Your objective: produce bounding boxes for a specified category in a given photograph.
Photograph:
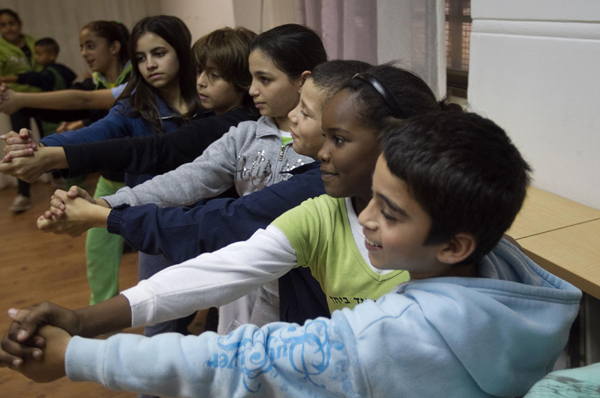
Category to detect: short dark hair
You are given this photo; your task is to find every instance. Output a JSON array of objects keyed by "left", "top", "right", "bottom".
[
  {"left": 382, "top": 112, "right": 532, "bottom": 264},
  {"left": 81, "top": 20, "right": 130, "bottom": 64},
  {"left": 310, "top": 60, "right": 372, "bottom": 106},
  {"left": 341, "top": 63, "right": 455, "bottom": 135},
  {"left": 250, "top": 24, "right": 327, "bottom": 80},
  {"left": 35, "top": 37, "right": 59, "bottom": 55},
  {"left": 193, "top": 27, "right": 256, "bottom": 93},
  {"left": 193, "top": 26, "right": 257, "bottom": 115},
  {"left": 0, "top": 9, "right": 21, "bottom": 24}
]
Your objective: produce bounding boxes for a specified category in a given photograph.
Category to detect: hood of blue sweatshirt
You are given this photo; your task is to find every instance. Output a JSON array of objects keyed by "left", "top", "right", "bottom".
[{"left": 347, "top": 238, "right": 582, "bottom": 397}]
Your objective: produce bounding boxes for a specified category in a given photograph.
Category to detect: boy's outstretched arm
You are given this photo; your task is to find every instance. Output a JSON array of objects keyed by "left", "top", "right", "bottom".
[
  {"left": 0, "top": 296, "right": 132, "bottom": 368},
  {"left": 2, "top": 228, "right": 297, "bottom": 367},
  {"left": 64, "top": 312, "right": 368, "bottom": 397}
]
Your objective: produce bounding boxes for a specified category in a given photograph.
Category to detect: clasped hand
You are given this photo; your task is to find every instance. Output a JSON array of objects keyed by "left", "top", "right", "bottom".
[
  {"left": 0, "top": 83, "right": 21, "bottom": 115},
  {"left": 0, "top": 128, "right": 44, "bottom": 183},
  {"left": 37, "top": 187, "right": 99, "bottom": 237},
  {"left": 0, "top": 305, "right": 75, "bottom": 383}
]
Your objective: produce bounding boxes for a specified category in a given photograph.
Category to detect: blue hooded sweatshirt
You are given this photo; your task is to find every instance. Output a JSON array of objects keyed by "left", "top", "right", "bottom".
[{"left": 65, "top": 239, "right": 581, "bottom": 397}]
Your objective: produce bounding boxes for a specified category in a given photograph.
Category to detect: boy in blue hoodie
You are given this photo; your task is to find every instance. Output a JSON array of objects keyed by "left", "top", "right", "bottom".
[{"left": 1, "top": 112, "right": 581, "bottom": 397}]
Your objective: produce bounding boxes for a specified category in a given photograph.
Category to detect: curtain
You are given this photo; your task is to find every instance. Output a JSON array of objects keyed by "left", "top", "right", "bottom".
[
  {"left": 377, "top": 0, "right": 446, "bottom": 98},
  {"left": 293, "top": 0, "right": 446, "bottom": 98},
  {"left": 295, "top": 0, "right": 378, "bottom": 64}
]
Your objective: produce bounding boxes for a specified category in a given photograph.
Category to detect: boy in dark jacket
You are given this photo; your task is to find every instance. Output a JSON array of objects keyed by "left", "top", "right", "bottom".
[{"left": 1, "top": 37, "right": 76, "bottom": 93}]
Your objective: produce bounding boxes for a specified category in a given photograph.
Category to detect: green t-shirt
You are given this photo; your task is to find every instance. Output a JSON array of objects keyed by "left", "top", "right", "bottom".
[
  {"left": 0, "top": 33, "right": 41, "bottom": 93},
  {"left": 273, "top": 194, "right": 410, "bottom": 313}
]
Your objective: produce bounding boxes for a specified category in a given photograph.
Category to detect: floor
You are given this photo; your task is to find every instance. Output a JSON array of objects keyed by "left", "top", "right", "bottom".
[{"left": 0, "top": 177, "right": 139, "bottom": 397}]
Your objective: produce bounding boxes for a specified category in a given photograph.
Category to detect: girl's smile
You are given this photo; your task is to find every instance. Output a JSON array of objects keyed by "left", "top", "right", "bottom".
[{"left": 318, "top": 89, "right": 380, "bottom": 210}]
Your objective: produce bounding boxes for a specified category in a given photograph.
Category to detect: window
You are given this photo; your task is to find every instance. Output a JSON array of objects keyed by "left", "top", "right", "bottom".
[{"left": 445, "top": 0, "right": 472, "bottom": 97}]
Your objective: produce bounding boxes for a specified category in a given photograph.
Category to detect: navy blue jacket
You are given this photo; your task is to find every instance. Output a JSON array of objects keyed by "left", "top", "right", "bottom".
[
  {"left": 107, "top": 162, "right": 330, "bottom": 324},
  {"left": 16, "top": 63, "right": 76, "bottom": 92},
  {"left": 41, "top": 96, "right": 196, "bottom": 187}
]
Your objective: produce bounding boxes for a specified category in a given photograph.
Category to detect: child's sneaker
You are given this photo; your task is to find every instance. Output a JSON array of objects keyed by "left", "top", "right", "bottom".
[{"left": 9, "top": 195, "right": 32, "bottom": 213}]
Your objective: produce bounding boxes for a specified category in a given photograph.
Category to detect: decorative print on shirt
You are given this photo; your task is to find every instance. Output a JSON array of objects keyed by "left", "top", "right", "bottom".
[{"left": 206, "top": 319, "right": 346, "bottom": 394}]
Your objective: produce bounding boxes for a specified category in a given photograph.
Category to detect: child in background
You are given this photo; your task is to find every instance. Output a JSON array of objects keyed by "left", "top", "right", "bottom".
[
  {"left": 0, "top": 8, "right": 40, "bottom": 212},
  {"left": 0, "top": 20, "right": 131, "bottom": 130},
  {"left": 2, "top": 112, "right": 581, "bottom": 397},
  {"left": 0, "top": 38, "right": 76, "bottom": 93},
  {"left": 1, "top": 16, "right": 198, "bottom": 310},
  {"left": 0, "top": 37, "right": 76, "bottom": 187}
]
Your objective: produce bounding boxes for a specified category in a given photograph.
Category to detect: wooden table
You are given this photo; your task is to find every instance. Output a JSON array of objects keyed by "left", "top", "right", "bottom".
[
  {"left": 508, "top": 187, "right": 600, "bottom": 239},
  {"left": 509, "top": 187, "right": 600, "bottom": 300},
  {"left": 519, "top": 220, "right": 600, "bottom": 300}
]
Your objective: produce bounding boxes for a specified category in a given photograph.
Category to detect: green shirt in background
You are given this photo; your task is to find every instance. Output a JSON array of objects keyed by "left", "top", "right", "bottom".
[{"left": 0, "top": 33, "right": 41, "bottom": 93}]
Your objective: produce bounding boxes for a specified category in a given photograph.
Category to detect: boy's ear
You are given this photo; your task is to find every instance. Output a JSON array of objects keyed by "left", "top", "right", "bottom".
[
  {"left": 300, "top": 71, "right": 312, "bottom": 86},
  {"left": 436, "top": 233, "right": 476, "bottom": 265},
  {"left": 110, "top": 41, "right": 121, "bottom": 56},
  {"left": 296, "top": 70, "right": 311, "bottom": 91}
]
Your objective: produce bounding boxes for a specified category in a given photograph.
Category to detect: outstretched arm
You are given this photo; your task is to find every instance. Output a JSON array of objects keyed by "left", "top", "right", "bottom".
[
  {"left": 0, "top": 295, "right": 132, "bottom": 369},
  {"left": 101, "top": 125, "right": 242, "bottom": 208},
  {"left": 1, "top": 109, "right": 250, "bottom": 181},
  {"left": 107, "top": 164, "right": 324, "bottom": 263},
  {"left": 0, "top": 84, "right": 116, "bottom": 115},
  {"left": 37, "top": 188, "right": 111, "bottom": 237},
  {"left": 1, "top": 226, "right": 297, "bottom": 370},
  {"left": 0, "top": 145, "right": 68, "bottom": 183},
  {"left": 63, "top": 312, "right": 366, "bottom": 397},
  {"left": 61, "top": 110, "right": 246, "bottom": 177}
]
